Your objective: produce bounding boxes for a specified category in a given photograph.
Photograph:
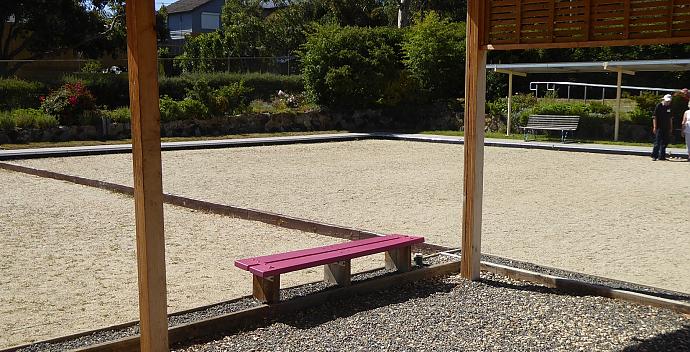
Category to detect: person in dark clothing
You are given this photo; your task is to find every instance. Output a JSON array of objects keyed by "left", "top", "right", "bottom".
[{"left": 652, "top": 94, "right": 674, "bottom": 161}]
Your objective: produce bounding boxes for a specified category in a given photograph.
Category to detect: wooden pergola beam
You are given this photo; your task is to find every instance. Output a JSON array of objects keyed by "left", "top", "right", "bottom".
[{"left": 125, "top": 0, "right": 169, "bottom": 351}]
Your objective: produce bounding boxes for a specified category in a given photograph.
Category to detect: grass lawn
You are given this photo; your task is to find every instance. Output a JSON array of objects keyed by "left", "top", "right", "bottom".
[{"left": 421, "top": 130, "right": 687, "bottom": 149}]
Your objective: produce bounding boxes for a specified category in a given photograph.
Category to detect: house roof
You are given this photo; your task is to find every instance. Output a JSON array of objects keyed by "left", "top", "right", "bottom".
[
  {"left": 167, "top": 0, "right": 213, "bottom": 14},
  {"left": 167, "top": 0, "right": 286, "bottom": 14}
]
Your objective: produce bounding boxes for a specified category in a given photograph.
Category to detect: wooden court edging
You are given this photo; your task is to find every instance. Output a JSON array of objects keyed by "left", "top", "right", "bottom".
[
  {"left": 481, "top": 262, "right": 690, "bottom": 315},
  {"left": 68, "top": 261, "right": 462, "bottom": 352}
]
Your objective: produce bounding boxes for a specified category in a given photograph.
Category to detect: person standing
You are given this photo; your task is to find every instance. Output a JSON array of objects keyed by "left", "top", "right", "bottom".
[
  {"left": 652, "top": 94, "right": 673, "bottom": 161},
  {"left": 682, "top": 102, "right": 690, "bottom": 161}
]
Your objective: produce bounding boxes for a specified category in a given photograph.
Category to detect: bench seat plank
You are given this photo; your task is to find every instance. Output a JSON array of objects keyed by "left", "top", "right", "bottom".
[
  {"left": 235, "top": 235, "right": 405, "bottom": 270},
  {"left": 236, "top": 234, "right": 423, "bottom": 278}
]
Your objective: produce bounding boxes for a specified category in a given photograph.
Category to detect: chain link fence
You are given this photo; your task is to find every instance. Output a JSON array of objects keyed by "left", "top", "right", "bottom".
[{"left": 1, "top": 56, "right": 299, "bottom": 80}]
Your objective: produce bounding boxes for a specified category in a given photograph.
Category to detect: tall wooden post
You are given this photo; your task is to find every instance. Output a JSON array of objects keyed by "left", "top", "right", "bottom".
[
  {"left": 506, "top": 72, "right": 513, "bottom": 135},
  {"left": 461, "top": 0, "right": 487, "bottom": 281},
  {"left": 615, "top": 69, "right": 622, "bottom": 141},
  {"left": 125, "top": 0, "right": 169, "bottom": 351}
]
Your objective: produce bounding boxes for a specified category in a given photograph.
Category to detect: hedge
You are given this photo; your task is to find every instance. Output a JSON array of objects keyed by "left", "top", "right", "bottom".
[
  {"left": 0, "top": 79, "right": 46, "bottom": 110},
  {"left": 300, "top": 25, "right": 407, "bottom": 109},
  {"left": 62, "top": 72, "right": 303, "bottom": 108}
]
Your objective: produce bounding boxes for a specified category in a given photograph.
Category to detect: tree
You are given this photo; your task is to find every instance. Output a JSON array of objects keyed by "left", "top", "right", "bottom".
[
  {"left": 403, "top": 12, "right": 466, "bottom": 99},
  {"left": 221, "top": 0, "right": 266, "bottom": 58},
  {"left": 0, "top": 0, "right": 127, "bottom": 76}
]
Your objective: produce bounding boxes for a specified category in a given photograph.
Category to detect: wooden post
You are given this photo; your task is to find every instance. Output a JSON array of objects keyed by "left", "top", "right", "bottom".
[
  {"left": 125, "top": 1, "right": 169, "bottom": 351},
  {"left": 507, "top": 72, "right": 513, "bottom": 135},
  {"left": 462, "top": 0, "right": 487, "bottom": 281},
  {"left": 385, "top": 246, "right": 413, "bottom": 272},
  {"left": 253, "top": 275, "right": 280, "bottom": 303},
  {"left": 615, "top": 69, "right": 622, "bottom": 141},
  {"left": 324, "top": 260, "right": 352, "bottom": 286}
]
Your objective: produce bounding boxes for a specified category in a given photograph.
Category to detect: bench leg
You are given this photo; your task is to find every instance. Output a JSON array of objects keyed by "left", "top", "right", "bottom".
[
  {"left": 324, "top": 260, "right": 351, "bottom": 286},
  {"left": 253, "top": 275, "right": 280, "bottom": 304},
  {"left": 385, "top": 246, "right": 412, "bottom": 272}
]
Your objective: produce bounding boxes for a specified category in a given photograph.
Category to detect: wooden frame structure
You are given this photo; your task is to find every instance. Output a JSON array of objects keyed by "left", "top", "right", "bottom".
[
  {"left": 488, "top": 59, "right": 690, "bottom": 140},
  {"left": 461, "top": 0, "right": 690, "bottom": 280},
  {"left": 120, "top": 0, "right": 690, "bottom": 349}
]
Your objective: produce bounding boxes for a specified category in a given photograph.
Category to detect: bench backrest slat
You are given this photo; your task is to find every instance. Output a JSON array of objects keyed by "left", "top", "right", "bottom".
[
  {"left": 525, "top": 115, "right": 579, "bottom": 129},
  {"left": 235, "top": 234, "right": 424, "bottom": 277}
]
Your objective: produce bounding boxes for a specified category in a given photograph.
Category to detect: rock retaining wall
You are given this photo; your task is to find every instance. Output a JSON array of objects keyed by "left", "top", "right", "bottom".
[{"left": 0, "top": 106, "right": 463, "bottom": 144}]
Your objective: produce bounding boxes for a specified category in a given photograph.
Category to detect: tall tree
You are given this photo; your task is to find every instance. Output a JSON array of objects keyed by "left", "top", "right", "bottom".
[{"left": 0, "top": 0, "right": 127, "bottom": 76}]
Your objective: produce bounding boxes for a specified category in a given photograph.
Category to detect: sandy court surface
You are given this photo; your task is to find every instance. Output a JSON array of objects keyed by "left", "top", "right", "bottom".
[
  {"left": 0, "top": 171, "right": 382, "bottom": 348},
  {"left": 12, "top": 140, "right": 690, "bottom": 296}
]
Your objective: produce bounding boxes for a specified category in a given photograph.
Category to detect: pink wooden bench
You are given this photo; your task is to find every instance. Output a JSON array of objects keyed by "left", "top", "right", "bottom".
[{"left": 235, "top": 234, "right": 424, "bottom": 303}]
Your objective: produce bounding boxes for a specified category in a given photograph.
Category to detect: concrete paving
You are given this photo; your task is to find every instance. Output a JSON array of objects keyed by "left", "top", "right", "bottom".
[{"left": 0, "top": 132, "right": 687, "bottom": 160}]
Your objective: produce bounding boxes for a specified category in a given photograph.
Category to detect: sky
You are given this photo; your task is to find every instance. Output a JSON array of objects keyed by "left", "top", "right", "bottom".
[{"left": 155, "top": 1, "right": 175, "bottom": 10}]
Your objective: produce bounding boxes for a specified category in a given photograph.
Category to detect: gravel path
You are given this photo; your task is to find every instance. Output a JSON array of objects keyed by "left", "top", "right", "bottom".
[
  {"left": 13, "top": 140, "right": 690, "bottom": 294},
  {"left": 0, "top": 171, "right": 382, "bottom": 348},
  {"left": 174, "top": 272, "right": 690, "bottom": 352}
]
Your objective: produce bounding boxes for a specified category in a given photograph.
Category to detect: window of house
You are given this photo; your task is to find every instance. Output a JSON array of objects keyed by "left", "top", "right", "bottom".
[{"left": 201, "top": 12, "right": 220, "bottom": 30}]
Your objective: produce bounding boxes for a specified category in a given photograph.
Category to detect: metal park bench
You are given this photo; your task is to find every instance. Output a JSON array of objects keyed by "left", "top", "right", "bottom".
[
  {"left": 235, "top": 234, "right": 424, "bottom": 303},
  {"left": 521, "top": 115, "right": 580, "bottom": 143}
]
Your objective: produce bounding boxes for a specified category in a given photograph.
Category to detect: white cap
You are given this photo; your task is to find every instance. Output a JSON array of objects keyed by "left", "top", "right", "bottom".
[{"left": 663, "top": 94, "right": 672, "bottom": 102}]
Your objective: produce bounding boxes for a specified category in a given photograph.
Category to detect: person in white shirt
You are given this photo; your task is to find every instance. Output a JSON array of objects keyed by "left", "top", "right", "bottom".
[{"left": 682, "top": 101, "right": 690, "bottom": 161}]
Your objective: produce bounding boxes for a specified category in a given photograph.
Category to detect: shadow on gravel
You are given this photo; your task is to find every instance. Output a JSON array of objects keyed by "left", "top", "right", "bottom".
[
  {"left": 482, "top": 275, "right": 690, "bottom": 303},
  {"left": 622, "top": 325, "right": 690, "bottom": 352},
  {"left": 479, "top": 278, "right": 570, "bottom": 296},
  {"left": 278, "top": 280, "right": 456, "bottom": 329}
]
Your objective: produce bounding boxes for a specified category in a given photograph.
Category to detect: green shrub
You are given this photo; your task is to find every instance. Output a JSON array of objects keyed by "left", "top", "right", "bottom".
[
  {"left": 174, "top": 31, "right": 227, "bottom": 73},
  {"left": 159, "top": 72, "right": 302, "bottom": 102},
  {"left": 0, "top": 111, "right": 15, "bottom": 130},
  {"left": 630, "top": 91, "right": 660, "bottom": 115},
  {"left": 41, "top": 81, "right": 97, "bottom": 126},
  {"left": 0, "top": 79, "right": 45, "bottom": 110},
  {"left": 178, "top": 98, "right": 208, "bottom": 120},
  {"left": 159, "top": 96, "right": 208, "bottom": 122},
  {"left": 403, "top": 12, "right": 465, "bottom": 100},
  {"left": 214, "top": 81, "right": 253, "bottom": 115},
  {"left": 63, "top": 73, "right": 130, "bottom": 109},
  {"left": 103, "top": 107, "right": 131, "bottom": 123},
  {"left": 486, "top": 93, "right": 538, "bottom": 123},
  {"left": 628, "top": 107, "right": 650, "bottom": 125},
  {"left": 80, "top": 60, "right": 104, "bottom": 73},
  {"left": 0, "top": 109, "right": 58, "bottom": 129},
  {"left": 159, "top": 96, "right": 181, "bottom": 122},
  {"left": 300, "top": 24, "right": 405, "bottom": 109},
  {"left": 60, "top": 72, "right": 300, "bottom": 109},
  {"left": 516, "top": 100, "right": 615, "bottom": 139},
  {"left": 587, "top": 101, "right": 614, "bottom": 115}
]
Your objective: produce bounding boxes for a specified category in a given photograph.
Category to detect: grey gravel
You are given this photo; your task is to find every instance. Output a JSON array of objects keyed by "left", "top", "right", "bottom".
[
  {"left": 13, "top": 255, "right": 689, "bottom": 351},
  {"left": 479, "top": 253, "right": 690, "bottom": 303},
  {"left": 174, "top": 272, "right": 690, "bottom": 352}
]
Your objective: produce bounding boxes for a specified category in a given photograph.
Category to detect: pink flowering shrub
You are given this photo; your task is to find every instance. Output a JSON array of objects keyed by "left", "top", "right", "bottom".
[{"left": 40, "top": 81, "right": 96, "bottom": 125}]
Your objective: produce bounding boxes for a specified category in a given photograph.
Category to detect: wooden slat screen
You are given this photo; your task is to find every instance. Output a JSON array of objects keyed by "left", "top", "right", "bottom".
[{"left": 487, "top": 0, "right": 690, "bottom": 49}]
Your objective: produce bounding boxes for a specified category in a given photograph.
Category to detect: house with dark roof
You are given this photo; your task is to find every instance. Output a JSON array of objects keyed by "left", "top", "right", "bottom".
[{"left": 167, "top": 0, "right": 286, "bottom": 40}]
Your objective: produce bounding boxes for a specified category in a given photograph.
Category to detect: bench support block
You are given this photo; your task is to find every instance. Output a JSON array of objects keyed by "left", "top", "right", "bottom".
[
  {"left": 385, "top": 246, "right": 412, "bottom": 272},
  {"left": 324, "top": 260, "right": 351, "bottom": 286},
  {"left": 253, "top": 275, "right": 280, "bottom": 303}
]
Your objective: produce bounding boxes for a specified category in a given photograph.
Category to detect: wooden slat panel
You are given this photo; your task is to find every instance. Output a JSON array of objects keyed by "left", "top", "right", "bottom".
[{"left": 486, "top": 0, "right": 690, "bottom": 49}]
